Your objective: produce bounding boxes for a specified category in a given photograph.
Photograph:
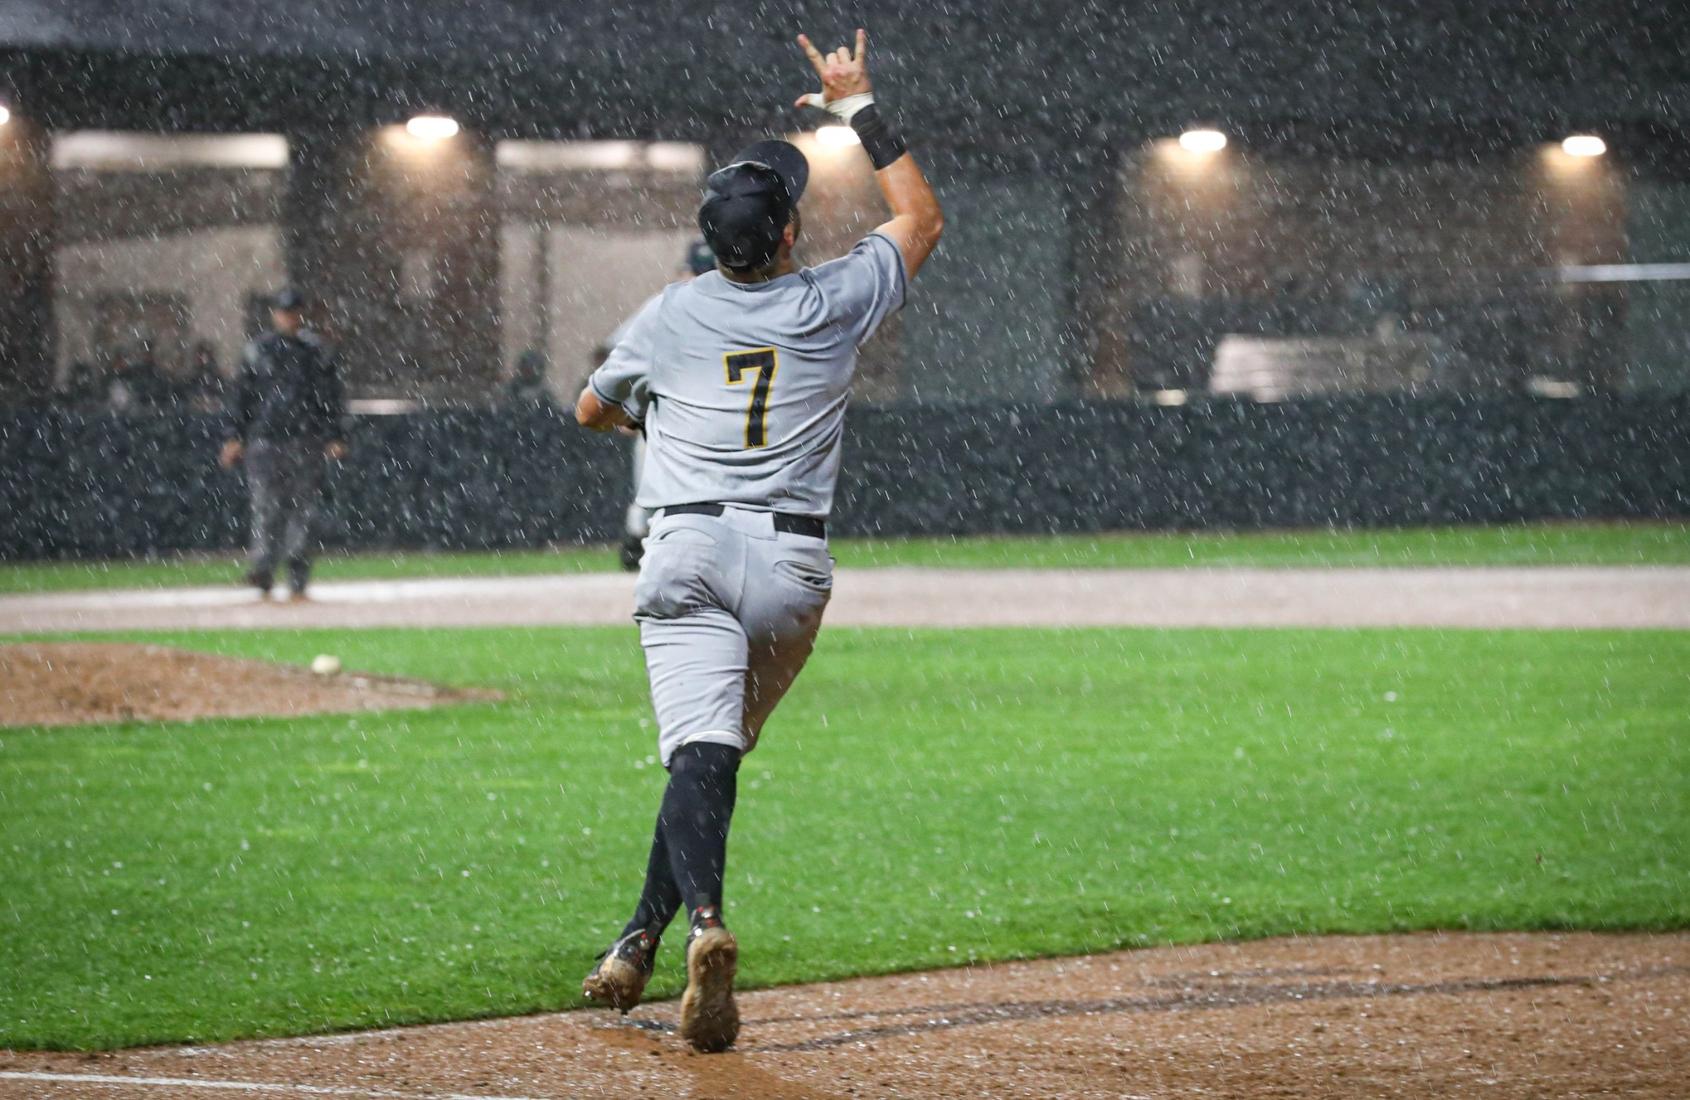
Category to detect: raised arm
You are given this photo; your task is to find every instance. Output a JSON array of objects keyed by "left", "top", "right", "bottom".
[{"left": 796, "top": 29, "right": 944, "bottom": 280}]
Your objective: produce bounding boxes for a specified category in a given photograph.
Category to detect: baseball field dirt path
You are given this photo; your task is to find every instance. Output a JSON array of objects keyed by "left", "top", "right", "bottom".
[
  {"left": 4, "top": 565, "right": 1690, "bottom": 633},
  {"left": 2, "top": 932, "right": 1685, "bottom": 1099}
]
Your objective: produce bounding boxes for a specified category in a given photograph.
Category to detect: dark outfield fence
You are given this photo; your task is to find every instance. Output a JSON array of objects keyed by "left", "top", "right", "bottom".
[{"left": 2, "top": 394, "right": 1687, "bottom": 561}]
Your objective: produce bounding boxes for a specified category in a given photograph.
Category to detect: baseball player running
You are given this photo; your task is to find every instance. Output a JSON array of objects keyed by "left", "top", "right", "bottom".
[{"left": 572, "top": 28, "right": 943, "bottom": 1052}]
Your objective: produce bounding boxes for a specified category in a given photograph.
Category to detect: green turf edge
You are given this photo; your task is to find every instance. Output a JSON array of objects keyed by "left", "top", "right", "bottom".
[{"left": 2, "top": 520, "right": 1686, "bottom": 594}]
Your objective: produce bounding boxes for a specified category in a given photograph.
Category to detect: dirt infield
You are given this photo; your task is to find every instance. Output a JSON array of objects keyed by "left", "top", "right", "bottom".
[
  {"left": 4, "top": 565, "right": 1690, "bottom": 633},
  {"left": 2, "top": 932, "right": 1684, "bottom": 1098},
  {"left": 0, "top": 643, "right": 496, "bottom": 727}
]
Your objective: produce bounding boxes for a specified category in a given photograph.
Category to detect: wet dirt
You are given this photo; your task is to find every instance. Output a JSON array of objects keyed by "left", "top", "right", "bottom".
[
  {"left": 0, "top": 642, "right": 497, "bottom": 727},
  {"left": 2, "top": 932, "right": 1684, "bottom": 1098}
]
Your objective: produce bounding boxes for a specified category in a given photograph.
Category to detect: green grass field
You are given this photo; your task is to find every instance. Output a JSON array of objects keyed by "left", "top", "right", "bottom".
[
  {"left": 1, "top": 520, "right": 1685, "bottom": 594},
  {"left": 3, "top": 624, "right": 1686, "bottom": 1049}
]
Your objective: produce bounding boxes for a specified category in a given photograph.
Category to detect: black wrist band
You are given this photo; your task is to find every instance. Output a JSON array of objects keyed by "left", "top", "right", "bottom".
[{"left": 850, "top": 103, "right": 907, "bottom": 170}]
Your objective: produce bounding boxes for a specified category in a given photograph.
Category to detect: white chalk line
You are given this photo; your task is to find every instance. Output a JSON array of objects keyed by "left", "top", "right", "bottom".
[
  {"left": 159, "top": 1008, "right": 542, "bottom": 1058},
  {"left": 0, "top": 1070, "right": 542, "bottom": 1100}
]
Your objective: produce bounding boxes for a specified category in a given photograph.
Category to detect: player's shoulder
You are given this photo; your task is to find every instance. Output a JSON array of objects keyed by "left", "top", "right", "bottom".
[
  {"left": 805, "top": 232, "right": 904, "bottom": 289},
  {"left": 669, "top": 273, "right": 719, "bottom": 304},
  {"left": 634, "top": 283, "right": 691, "bottom": 326},
  {"left": 801, "top": 233, "right": 907, "bottom": 323},
  {"left": 664, "top": 273, "right": 747, "bottom": 325},
  {"left": 657, "top": 279, "right": 695, "bottom": 307},
  {"left": 812, "top": 232, "right": 902, "bottom": 270}
]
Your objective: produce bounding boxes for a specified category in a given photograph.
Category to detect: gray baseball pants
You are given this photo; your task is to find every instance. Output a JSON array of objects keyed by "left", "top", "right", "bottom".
[
  {"left": 246, "top": 439, "right": 325, "bottom": 591},
  {"left": 634, "top": 506, "right": 833, "bottom": 766}
]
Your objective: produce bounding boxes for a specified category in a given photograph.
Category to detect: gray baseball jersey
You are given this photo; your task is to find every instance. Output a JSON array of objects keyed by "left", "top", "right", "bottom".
[
  {"left": 589, "top": 232, "right": 906, "bottom": 519},
  {"left": 605, "top": 298, "right": 658, "bottom": 544}
]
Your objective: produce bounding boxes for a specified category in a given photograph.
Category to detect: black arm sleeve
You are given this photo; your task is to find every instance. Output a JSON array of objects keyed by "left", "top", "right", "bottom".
[{"left": 850, "top": 104, "right": 908, "bottom": 171}]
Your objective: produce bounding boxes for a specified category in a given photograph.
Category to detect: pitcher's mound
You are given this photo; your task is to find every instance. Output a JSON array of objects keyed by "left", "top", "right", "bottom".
[{"left": 0, "top": 642, "right": 498, "bottom": 727}]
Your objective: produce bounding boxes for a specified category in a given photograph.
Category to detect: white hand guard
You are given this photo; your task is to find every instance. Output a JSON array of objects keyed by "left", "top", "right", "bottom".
[{"left": 797, "top": 92, "right": 874, "bottom": 124}]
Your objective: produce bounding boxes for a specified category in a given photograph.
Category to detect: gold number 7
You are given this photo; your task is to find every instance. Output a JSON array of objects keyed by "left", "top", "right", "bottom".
[{"left": 724, "top": 347, "right": 778, "bottom": 448}]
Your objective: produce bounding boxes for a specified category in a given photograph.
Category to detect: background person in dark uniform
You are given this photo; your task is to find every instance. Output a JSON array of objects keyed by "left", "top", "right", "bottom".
[
  {"left": 218, "top": 289, "right": 348, "bottom": 601},
  {"left": 182, "top": 340, "right": 226, "bottom": 412},
  {"left": 108, "top": 345, "right": 168, "bottom": 412},
  {"left": 502, "top": 348, "right": 553, "bottom": 406}
]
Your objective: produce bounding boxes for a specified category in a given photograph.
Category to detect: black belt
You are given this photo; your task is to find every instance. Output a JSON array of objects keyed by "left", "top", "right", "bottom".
[{"left": 661, "top": 503, "right": 826, "bottom": 539}]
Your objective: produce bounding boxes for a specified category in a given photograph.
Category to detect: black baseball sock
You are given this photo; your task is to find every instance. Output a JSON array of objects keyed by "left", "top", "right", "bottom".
[
  {"left": 620, "top": 740, "right": 741, "bottom": 939},
  {"left": 663, "top": 741, "right": 741, "bottom": 924},
  {"left": 620, "top": 816, "right": 682, "bottom": 939}
]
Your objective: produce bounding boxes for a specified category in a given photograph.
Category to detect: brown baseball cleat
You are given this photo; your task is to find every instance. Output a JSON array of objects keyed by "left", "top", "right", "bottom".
[
  {"left": 679, "top": 917, "right": 739, "bottom": 1053},
  {"left": 582, "top": 928, "right": 660, "bottom": 1013}
]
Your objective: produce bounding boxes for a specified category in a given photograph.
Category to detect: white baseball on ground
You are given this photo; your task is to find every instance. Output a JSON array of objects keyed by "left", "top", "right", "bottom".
[{"left": 310, "top": 654, "right": 342, "bottom": 677}]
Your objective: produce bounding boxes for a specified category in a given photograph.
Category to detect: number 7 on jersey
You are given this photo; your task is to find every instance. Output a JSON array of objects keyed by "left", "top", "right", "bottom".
[{"left": 724, "top": 347, "right": 778, "bottom": 448}]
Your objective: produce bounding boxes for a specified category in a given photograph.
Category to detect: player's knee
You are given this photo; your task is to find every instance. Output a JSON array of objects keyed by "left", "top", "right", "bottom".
[{"left": 669, "top": 741, "right": 742, "bottom": 783}]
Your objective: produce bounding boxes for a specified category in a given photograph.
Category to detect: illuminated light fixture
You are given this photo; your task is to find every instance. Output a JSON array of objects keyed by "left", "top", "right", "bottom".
[
  {"left": 1526, "top": 377, "right": 1581, "bottom": 399},
  {"left": 816, "top": 124, "right": 861, "bottom": 148},
  {"left": 0, "top": 105, "right": 10, "bottom": 127},
  {"left": 405, "top": 114, "right": 460, "bottom": 141},
  {"left": 1178, "top": 129, "right": 1227, "bottom": 154},
  {"left": 1560, "top": 134, "right": 1606, "bottom": 158},
  {"left": 1152, "top": 388, "right": 1189, "bottom": 407}
]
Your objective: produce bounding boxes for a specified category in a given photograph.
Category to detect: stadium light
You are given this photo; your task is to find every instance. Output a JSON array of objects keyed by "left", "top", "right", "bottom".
[
  {"left": 405, "top": 114, "right": 460, "bottom": 141},
  {"left": 1561, "top": 134, "right": 1606, "bottom": 158},
  {"left": 0, "top": 105, "right": 11, "bottom": 128},
  {"left": 815, "top": 125, "right": 861, "bottom": 148},
  {"left": 1178, "top": 129, "right": 1227, "bottom": 154}
]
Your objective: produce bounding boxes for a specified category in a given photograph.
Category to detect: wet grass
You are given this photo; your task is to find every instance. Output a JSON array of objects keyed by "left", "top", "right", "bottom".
[
  {"left": 846, "top": 519, "right": 1690, "bottom": 570},
  {"left": 1, "top": 520, "right": 1686, "bottom": 594},
  {"left": 2, "top": 625, "right": 1686, "bottom": 1048},
  {"left": 0, "top": 545, "right": 620, "bottom": 594}
]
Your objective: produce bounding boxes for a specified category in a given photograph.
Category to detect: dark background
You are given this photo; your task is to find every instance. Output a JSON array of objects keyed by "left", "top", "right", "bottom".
[
  {"left": 7, "top": 2, "right": 1689, "bottom": 142},
  {"left": 4, "top": 395, "right": 1684, "bottom": 559},
  {"left": 2, "top": 2, "right": 1688, "bottom": 558}
]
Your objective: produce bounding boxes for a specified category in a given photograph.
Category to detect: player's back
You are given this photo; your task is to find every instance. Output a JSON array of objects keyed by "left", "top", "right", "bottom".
[{"left": 598, "top": 232, "right": 904, "bottom": 520}]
